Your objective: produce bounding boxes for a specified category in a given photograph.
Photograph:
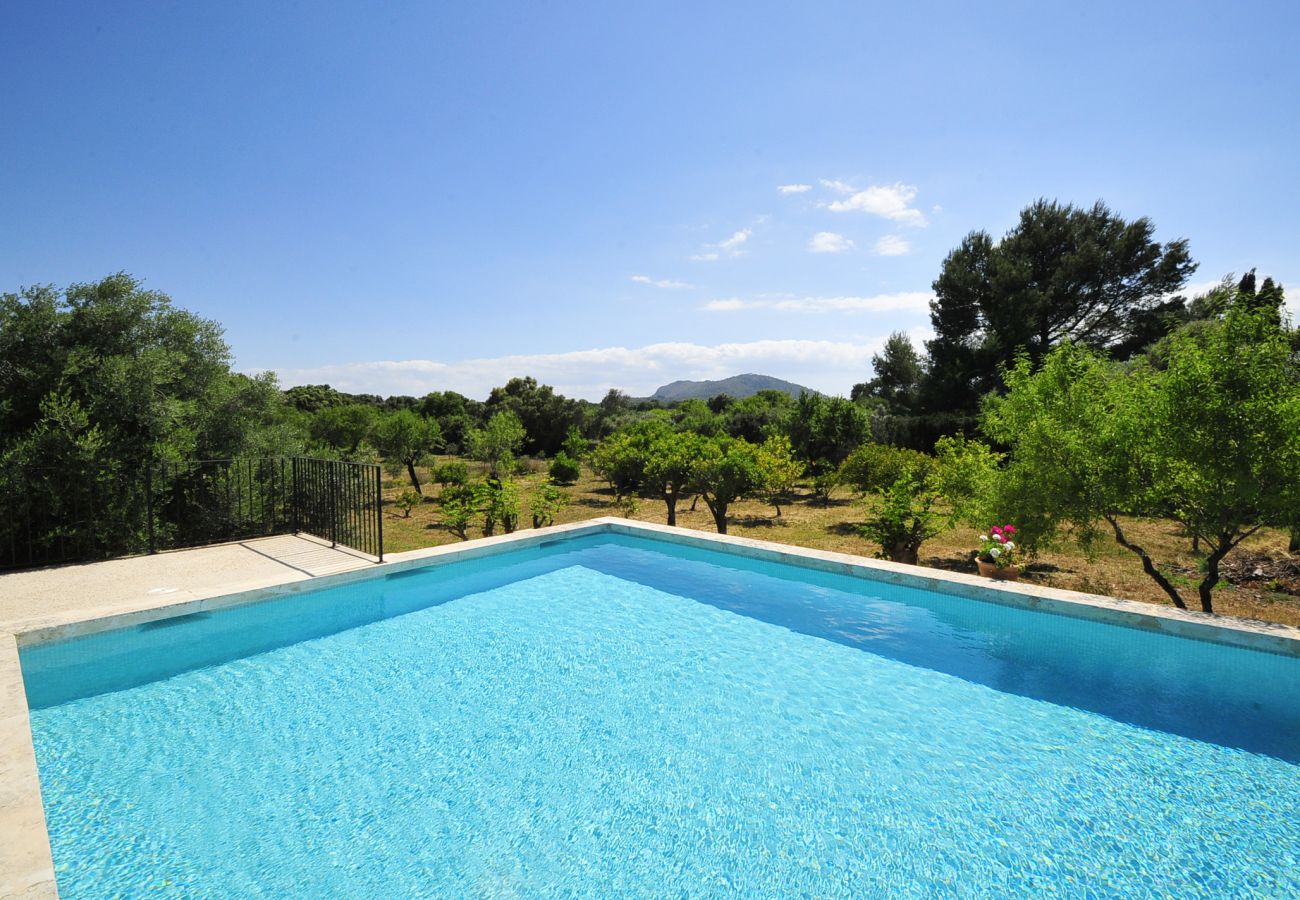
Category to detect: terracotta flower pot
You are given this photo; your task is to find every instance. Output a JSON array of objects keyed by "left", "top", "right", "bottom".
[{"left": 977, "top": 558, "right": 1021, "bottom": 581}]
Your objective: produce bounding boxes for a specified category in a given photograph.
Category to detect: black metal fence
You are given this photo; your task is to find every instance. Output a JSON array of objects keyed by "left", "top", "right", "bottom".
[{"left": 0, "top": 457, "right": 383, "bottom": 572}]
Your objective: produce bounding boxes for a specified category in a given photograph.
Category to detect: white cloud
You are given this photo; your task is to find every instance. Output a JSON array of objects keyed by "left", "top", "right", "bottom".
[
  {"left": 777, "top": 184, "right": 812, "bottom": 194},
  {"left": 630, "top": 274, "right": 695, "bottom": 290},
  {"left": 266, "top": 337, "right": 917, "bottom": 400},
  {"left": 1176, "top": 277, "right": 1230, "bottom": 298},
  {"left": 824, "top": 182, "right": 927, "bottom": 226},
  {"left": 819, "top": 179, "right": 857, "bottom": 194},
  {"left": 693, "top": 228, "right": 752, "bottom": 261},
  {"left": 808, "top": 231, "right": 854, "bottom": 254},
  {"left": 702, "top": 291, "right": 933, "bottom": 315},
  {"left": 700, "top": 298, "right": 746, "bottom": 311},
  {"left": 872, "top": 235, "right": 911, "bottom": 256},
  {"left": 718, "top": 229, "right": 751, "bottom": 252}
]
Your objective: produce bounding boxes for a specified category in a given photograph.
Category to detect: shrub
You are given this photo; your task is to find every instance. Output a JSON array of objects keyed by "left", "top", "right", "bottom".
[
  {"left": 839, "top": 443, "right": 931, "bottom": 495},
  {"left": 480, "top": 479, "right": 520, "bottom": 535},
  {"left": 560, "top": 426, "right": 589, "bottom": 461},
  {"left": 548, "top": 452, "right": 581, "bottom": 485},
  {"left": 393, "top": 489, "right": 421, "bottom": 518},
  {"left": 431, "top": 460, "right": 469, "bottom": 487},
  {"left": 530, "top": 482, "right": 569, "bottom": 528},
  {"left": 859, "top": 471, "right": 943, "bottom": 565},
  {"left": 438, "top": 483, "right": 477, "bottom": 540},
  {"left": 811, "top": 468, "right": 841, "bottom": 506}
]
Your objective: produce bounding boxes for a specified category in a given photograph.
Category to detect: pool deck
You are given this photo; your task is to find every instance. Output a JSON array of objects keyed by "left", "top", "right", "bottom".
[{"left": 3, "top": 518, "right": 1300, "bottom": 898}]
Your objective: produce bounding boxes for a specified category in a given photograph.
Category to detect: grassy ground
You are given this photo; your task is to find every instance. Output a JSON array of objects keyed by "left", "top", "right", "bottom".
[{"left": 380, "top": 456, "right": 1300, "bottom": 628}]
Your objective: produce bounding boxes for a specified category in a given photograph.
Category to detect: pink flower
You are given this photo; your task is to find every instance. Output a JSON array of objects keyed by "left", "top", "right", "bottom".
[
  {"left": 991, "top": 526, "right": 1003, "bottom": 535},
  {"left": 1004, "top": 525, "right": 1017, "bottom": 535}
]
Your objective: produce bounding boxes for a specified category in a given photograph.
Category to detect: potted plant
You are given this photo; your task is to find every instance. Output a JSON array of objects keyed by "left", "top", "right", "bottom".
[{"left": 976, "top": 525, "right": 1022, "bottom": 580}]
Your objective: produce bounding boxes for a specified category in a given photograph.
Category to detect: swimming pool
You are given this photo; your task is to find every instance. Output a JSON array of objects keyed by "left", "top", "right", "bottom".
[{"left": 19, "top": 526, "right": 1300, "bottom": 896}]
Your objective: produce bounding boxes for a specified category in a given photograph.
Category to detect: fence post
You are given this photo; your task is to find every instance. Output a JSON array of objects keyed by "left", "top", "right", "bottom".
[
  {"left": 375, "top": 464, "right": 384, "bottom": 562},
  {"left": 329, "top": 463, "right": 338, "bottom": 548},
  {"left": 146, "top": 464, "right": 156, "bottom": 554},
  {"left": 291, "top": 457, "right": 300, "bottom": 534}
]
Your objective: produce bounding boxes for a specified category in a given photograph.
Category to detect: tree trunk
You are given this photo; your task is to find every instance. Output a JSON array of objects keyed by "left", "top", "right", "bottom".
[
  {"left": 406, "top": 460, "right": 423, "bottom": 495},
  {"left": 1104, "top": 514, "right": 1187, "bottom": 609},
  {"left": 702, "top": 494, "right": 728, "bottom": 534},
  {"left": 665, "top": 493, "right": 677, "bottom": 527},
  {"left": 888, "top": 538, "right": 919, "bottom": 565},
  {"left": 1198, "top": 538, "right": 1233, "bottom": 614}
]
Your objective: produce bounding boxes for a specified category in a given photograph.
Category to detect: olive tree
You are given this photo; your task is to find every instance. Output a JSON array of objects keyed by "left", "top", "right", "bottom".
[
  {"left": 754, "top": 435, "right": 803, "bottom": 517},
  {"left": 466, "top": 410, "right": 526, "bottom": 479},
  {"left": 642, "top": 429, "right": 706, "bottom": 526},
  {"left": 309, "top": 404, "right": 378, "bottom": 454},
  {"left": 372, "top": 410, "right": 443, "bottom": 494},
  {"left": 689, "top": 435, "right": 766, "bottom": 534}
]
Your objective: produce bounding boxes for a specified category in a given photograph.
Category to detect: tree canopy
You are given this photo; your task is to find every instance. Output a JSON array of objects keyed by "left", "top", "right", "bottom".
[
  {"left": 0, "top": 273, "right": 293, "bottom": 470},
  {"left": 924, "top": 199, "right": 1197, "bottom": 414},
  {"left": 982, "top": 302, "right": 1300, "bottom": 613},
  {"left": 484, "top": 376, "right": 582, "bottom": 456}
]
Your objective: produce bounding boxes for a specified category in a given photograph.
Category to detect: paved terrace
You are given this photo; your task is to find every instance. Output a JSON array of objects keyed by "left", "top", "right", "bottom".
[{"left": 0, "top": 534, "right": 378, "bottom": 636}]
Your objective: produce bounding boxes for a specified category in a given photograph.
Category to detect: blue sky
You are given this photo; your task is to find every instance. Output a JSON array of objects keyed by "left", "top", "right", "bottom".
[{"left": 3, "top": 1, "right": 1297, "bottom": 399}]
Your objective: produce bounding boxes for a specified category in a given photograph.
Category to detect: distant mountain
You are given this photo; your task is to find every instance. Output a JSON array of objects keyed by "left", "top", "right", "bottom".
[{"left": 647, "top": 373, "right": 818, "bottom": 403}]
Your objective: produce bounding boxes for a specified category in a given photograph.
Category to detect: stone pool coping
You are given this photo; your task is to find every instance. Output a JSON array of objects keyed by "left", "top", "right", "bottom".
[{"left": 3, "top": 517, "right": 1299, "bottom": 896}]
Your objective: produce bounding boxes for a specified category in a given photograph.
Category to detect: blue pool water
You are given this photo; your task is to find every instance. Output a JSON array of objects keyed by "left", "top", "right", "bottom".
[{"left": 21, "top": 534, "right": 1300, "bottom": 897}]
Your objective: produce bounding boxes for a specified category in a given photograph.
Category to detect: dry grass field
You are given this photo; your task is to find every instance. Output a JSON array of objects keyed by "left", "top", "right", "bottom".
[{"left": 381, "top": 456, "right": 1300, "bottom": 628}]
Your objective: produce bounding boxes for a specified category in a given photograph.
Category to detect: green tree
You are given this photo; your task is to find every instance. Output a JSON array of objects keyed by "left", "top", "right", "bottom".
[
  {"left": 928, "top": 434, "right": 1004, "bottom": 529},
  {"left": 372, "top": 410, "right": 443, "bottom": 494},
  {"left": 0, "top": 274, "right": 305, "bottom": 561},
  {"left": 588, "top": 419, "right": 674, "bottom": 498},
  {"left": 785, "top": 392, "right": 871, "bottom": 472},
  {"left": 859, "top": 470, "right": 945, "bottom": 566},
  {"left": 466, "top": 410, "right": 526, "bottom": 479},
  {"left": 689, "top": 435, "right": 766, "bottom": 534},
  {"left": 530, "top": 482, "right": 569, "bottom": 529},
  {"left": 672, "top": 398, "right": 724, "bottom": 436},
  {"left": 925, "top": 199, "right": 1197, "bottom": 415},
  {"left": 418, "top": 390, "right": 483, "bottom": 452},
  {"left": 723, "top": 390, "right": 795, "bottom": 443},
  {"left": 394, "top": 489, "right": 421, "bottom": 518},
  {"left": 438, "top": 483, "right": 477, "bottom": 540},
  {"left": 201, "top": 372, "right": 305, "bottom": 459},
  {"left": 560, "top": 426, "right": 589, "bottom": 460},
  {"left": 852, "top": 332, "right": 924, "bottom": 415},
  {"left": 0, "top": 273, "right": 238, "bottom": 468},
  {"left": 548, "top": 453, "right": 581, "bottom": 485},
  {"left": 309, "top": 404, "right": 378, "bottom": 455},
  {"left": 480, "top": 478, "right": 520, "bottom": 535},
  {"left": 754, "top": 435, "right": 803, "bottom": 517},
  {"left": 484, "top": 376, "right": 581, "bottom": 456},
  {"left": 840, "top": 444, "right": 940, "bottom": 564},
  {"left": 431, "top": 460, "right": 469, "bottom": 487},
  {"left": 984, "top": 307, "right": 1300, "bottom": 613},
  {"left": 642, "top": 428, "right": 706, "bottom": 526},
  {"left": 839, "top": 443, "right": 930, "bottom": 497},
  {"left": 283, "top": 383, "right": 345, "bottom": 413}
]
